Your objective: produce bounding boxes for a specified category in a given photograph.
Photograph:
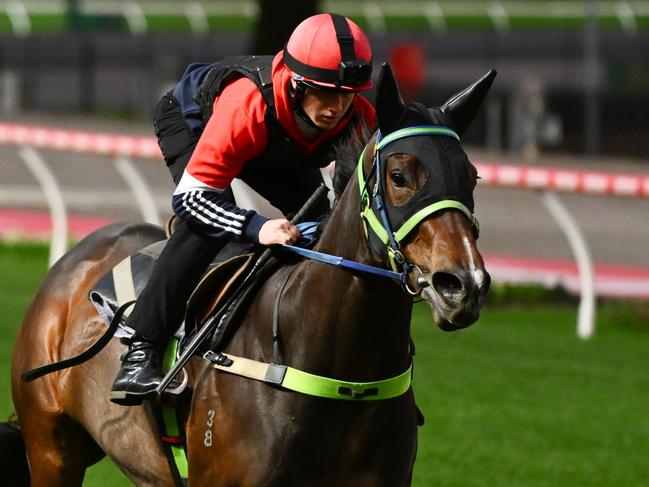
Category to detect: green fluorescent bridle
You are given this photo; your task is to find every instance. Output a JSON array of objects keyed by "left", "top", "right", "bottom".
[{"left": 358, "top": 125, "right": 480, "bottom": 273}]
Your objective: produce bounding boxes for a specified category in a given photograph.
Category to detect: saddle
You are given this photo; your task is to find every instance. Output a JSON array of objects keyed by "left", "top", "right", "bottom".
[
  {"left": 88, "top": 235, "right": 258, "bottom": 343},
  {"left": 89, "top": 214, "right": 318, "bottom": 345}
]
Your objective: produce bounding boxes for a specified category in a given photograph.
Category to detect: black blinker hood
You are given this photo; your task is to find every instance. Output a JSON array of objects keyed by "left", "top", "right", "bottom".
[{"left": 375, "top": 106, "right": 475, "bottom": 233}]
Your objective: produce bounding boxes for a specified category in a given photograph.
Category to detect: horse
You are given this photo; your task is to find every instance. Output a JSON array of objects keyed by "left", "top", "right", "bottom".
[{"left": 6, "top": 63, "right": 494, "bottom": 486}]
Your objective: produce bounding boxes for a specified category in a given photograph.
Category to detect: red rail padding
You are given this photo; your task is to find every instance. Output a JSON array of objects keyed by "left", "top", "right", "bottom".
[
  {"left": 2, "top": 123, "right": 648, "bottom": 198},
  {"left": 485, "top": 254, "right": 649, "bottom": 299},
  {"left": 475, "top": 162, "right": 649, "bottom": 198},
  {"left": 0, "top": 123, "right": 163, "bottom": 160},
  {"left": 0, "top": 208, "right": 115, "bottom": 240}
]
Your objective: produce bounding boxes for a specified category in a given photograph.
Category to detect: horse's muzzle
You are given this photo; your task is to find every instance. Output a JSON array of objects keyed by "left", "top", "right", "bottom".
[{"left": 421, "top": 269, "right": 491, "bottom": 330}]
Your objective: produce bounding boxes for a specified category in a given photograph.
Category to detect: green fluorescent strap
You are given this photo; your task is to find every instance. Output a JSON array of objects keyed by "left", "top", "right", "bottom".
[
  {"left": 361, "top": 206, "right": 390, "bottom": 244},
  {"left": 163, "top": 338, "right": 178, "bottom": 372},
  {"left": 171, "top": 446, "right": 188, "bottom": 479},
  {"left": 162, "top": 340, "right": 189, "bottom": 479},
  {"left": 162, "top": 404, "right": 189, "bottom": 478},
  {"left": 358, "top": 147, "right": 390, "bottom": 245},
  {"left": 281, "top": 364, "right": 412, "bottom": 401},
  {"left": 357, "top": 145, "right": 369, "bottom": 200},
  {"left": 393, "top": 200, "right": 478, "bottom": 243},
  {"left": 375, "top": 126, "right": 460, "bottom": 151}
]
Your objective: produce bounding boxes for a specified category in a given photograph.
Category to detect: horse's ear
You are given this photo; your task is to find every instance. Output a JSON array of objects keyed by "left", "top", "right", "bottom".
[
  {"left": 441, "top": 69, "right": 497, "bottom": 136},
  {"left": 375, "top": 63, "right": 406, "bottom": 135}
]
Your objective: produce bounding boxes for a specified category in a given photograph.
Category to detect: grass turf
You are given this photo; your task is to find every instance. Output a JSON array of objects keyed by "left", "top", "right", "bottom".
[{"left": 1, "top": 242, "right": 648, "bottom": 485}]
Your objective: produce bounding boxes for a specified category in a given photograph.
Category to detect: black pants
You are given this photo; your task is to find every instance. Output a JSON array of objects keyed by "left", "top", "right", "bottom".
[
  {"left": 126, "top": 220, "right": 225, "bottom": 342},
  {"left": 125, "top": 93, "right": 225, "bottom": 344}
]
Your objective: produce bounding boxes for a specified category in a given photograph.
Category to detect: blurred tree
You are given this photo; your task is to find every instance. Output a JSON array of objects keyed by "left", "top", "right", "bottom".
[{"left": 251, "top": 0, "right": 319, "bottom": 54}]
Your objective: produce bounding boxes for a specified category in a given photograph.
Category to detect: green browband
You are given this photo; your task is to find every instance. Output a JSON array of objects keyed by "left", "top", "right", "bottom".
[
  {"left": 375, "top": 125, "right": 460, "bottom": 150},
  {"left": 206, "top": 352, "right": 412, "bottom": 401}
]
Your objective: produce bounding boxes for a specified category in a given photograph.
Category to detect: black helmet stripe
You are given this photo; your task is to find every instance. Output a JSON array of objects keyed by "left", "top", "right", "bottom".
[{"left": 330, "top": 13, "right": 357, "bottom": 64}]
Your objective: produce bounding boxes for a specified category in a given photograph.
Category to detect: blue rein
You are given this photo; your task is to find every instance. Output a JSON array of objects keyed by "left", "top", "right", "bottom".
[
  {"left": 282, "top": 243, "right": 405, "bottom": 282},
  {"left": 281, "top": 222, "right": 406, "bottom": 283}
]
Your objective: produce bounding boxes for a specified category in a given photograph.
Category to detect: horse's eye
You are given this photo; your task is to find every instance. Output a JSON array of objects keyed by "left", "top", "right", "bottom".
[{"left": 391, "top": 170, "right": 407, "bottom": 188}]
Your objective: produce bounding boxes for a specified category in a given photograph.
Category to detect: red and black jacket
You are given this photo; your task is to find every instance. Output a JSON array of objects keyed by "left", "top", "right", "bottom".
[{"left": 171, "top": 52, "right": 376, "bottom": 242}]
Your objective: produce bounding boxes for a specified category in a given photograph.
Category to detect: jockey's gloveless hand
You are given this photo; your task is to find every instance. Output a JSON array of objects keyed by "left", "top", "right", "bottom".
[{"left": 258, "top": 219, "right": 301, "bottom": 245}]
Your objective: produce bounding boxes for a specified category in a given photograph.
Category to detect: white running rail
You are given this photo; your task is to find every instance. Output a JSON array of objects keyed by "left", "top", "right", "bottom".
[{"left": 1, "top": 122, "right": 648, "bottom": 339}]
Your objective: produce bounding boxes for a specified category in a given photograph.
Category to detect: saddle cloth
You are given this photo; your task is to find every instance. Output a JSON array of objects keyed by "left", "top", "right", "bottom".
[{"left": 88, "top": 240, "right": 255, "bottom": 338}]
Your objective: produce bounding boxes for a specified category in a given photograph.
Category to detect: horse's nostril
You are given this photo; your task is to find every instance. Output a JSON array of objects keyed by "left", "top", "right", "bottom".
[
  {"left": 482, "top": 271, "right": 492, "bottom": 294},
  {"left": 432, "top": 271, "right": 464, "bottom": 302}
]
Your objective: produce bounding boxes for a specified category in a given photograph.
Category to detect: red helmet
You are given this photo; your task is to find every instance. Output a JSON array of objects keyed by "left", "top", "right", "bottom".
[{"left": 284, "top": 13, "right": 373, "bottom": 92}]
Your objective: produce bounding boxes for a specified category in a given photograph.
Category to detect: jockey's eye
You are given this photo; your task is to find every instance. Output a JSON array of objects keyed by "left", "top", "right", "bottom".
[{"left": 391, "top": 170, "right": 407, "bottom": 188}]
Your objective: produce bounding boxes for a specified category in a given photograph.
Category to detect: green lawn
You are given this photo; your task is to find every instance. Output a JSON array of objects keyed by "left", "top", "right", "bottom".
[
  {"left": 1, "top": 242, "right": 648, "bottom": 485},
  {"left": 411, "top": 303, "right": 649, "bottom": 486}
]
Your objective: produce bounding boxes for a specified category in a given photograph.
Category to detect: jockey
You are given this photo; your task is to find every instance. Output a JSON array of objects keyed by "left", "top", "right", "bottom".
[{"left": 110, "top": 13, "right": 377, "bottom": 405}]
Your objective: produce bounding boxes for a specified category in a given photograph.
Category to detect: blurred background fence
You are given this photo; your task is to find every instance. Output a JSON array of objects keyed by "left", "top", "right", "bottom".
[{"left": 0, "top": 1, "right": 649, "bottom": 157}]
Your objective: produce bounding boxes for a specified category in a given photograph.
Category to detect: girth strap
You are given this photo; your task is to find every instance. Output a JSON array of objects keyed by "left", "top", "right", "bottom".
[{"left": 203, "top": 351, "right": 412, "bottom": 401}]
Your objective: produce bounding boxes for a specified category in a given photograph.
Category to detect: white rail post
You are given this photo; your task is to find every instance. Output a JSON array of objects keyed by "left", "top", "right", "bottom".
[
  {"left": 487, "top": 1, "right": 509, "bottom": 32},
  {"left": 122, "top": 0, "right": 148, "bottom": 34},
  {"left": 424, "top": 2, "right": 447, "bottom": 33},
  {"left": 185, "top": 2, "right": 209, "bottom": 34},
  {"left": 6, "top": 0, "right": 31, "bottom": 36},
  {"left": 614, "top": 2, "right": 637, "bottom": 34},
  {"left": 363, "top": 1, "right": 386, "bottom": 33},
  {"left": 541, "top": 191, "right": 596, "bottom": 340},
  {"left": 113, "top": 156, "right": 161, "bottom": 225},
  {"left": 19, "top": 147, "right": 68, "bottom": 268}
]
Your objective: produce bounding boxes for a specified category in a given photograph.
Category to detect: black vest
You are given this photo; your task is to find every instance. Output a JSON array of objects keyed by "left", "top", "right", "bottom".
[{"left": 172, "top": 56, "right": 358, "bottom": 217}]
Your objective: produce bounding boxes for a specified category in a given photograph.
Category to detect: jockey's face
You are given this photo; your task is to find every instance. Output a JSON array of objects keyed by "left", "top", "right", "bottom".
[{"left": 301, "top": 87, "right": 355, "bottom": 130}]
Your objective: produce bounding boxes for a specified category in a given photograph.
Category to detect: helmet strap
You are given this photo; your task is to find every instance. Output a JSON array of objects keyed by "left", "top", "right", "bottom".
[
  {"left": 294, "top": 104, "right": 323, "bottom": 133},
  {"left": 289, "top": 79, "right": 321, "bottom": 132},
  {"left": 330, "top": 13, "right": 356, "bottom": 65}
]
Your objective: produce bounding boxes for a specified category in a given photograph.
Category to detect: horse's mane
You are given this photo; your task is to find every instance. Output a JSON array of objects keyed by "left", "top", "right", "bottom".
[
  {"left": 331, "top": 121, "right": 372, "bottom": 204},
  {"left": 312, "top": 121, "right": 370, "bottom": 238}
]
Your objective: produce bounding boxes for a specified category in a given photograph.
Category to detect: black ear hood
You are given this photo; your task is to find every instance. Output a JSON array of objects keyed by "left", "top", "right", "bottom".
[
  {"left": 375, "top": 63, "right": 406, "bottom": 135},
  {"left": 366, "top": 66, "right": 485, "bottom": 245},
  {"left": 376, "top": 63, "right": 444, "bottom": 134},
  {"left": 441, "top": 69, "right": 497, "bottom": 135}
]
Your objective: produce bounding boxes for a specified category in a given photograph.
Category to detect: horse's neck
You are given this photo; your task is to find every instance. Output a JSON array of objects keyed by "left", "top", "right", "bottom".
[
  {"left": 316, "top": 172, "right": 371, "bottom": 263},
  {"left": 285, "top": 175, "right": 413, "bottom": 378}
]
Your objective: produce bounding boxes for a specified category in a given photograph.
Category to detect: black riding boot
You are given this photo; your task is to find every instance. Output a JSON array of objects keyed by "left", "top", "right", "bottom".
[{"left": 110, "top": 334, "right": 165, "bottom": 406}]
